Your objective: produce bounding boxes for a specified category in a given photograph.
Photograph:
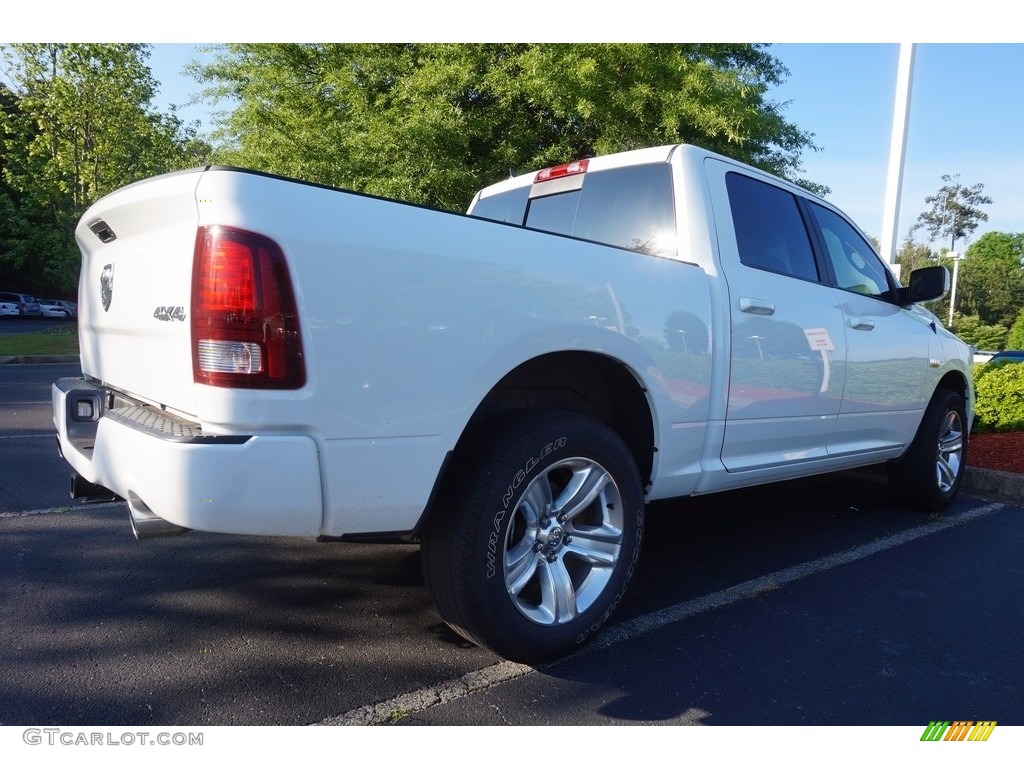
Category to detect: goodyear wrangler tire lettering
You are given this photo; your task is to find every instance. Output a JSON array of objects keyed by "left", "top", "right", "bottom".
[{"left": 421, "top": 410, "right": 644, "bottom": 664}]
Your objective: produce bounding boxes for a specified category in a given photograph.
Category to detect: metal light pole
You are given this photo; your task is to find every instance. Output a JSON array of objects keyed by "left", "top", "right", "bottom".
[
  {"left": 947, "top": 250, "right": 963, "bottom": 326},
  {"left": 880, "top": 43, "right": 916, "bottom": 271},
  {"left": 942, "top": 184, "right": 964, "bottom": 327}
]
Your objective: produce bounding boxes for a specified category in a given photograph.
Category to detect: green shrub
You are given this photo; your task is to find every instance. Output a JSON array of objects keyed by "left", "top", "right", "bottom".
[
  {"left": 1008, "top": 308, "right": 1024, "bottom": 350},
  {"left": 973, "top": 360, "right": 1024, "bottom": 433}
]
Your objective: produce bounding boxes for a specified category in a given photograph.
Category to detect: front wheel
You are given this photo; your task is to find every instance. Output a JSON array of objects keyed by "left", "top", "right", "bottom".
[
  {"left": 421, "top": 410, "right": 644, "bottom": 663},
  {"left": 887, "top": 388, "right": 967, "bottom": 510}
]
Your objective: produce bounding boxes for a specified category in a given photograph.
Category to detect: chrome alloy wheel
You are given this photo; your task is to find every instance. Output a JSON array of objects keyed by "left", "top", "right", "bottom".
[
  {"left": 936, "top": 409, "right": 965, "bottom": 493},
  {"left": 503, "top": 457, "right": 624, "bottom": 626}
]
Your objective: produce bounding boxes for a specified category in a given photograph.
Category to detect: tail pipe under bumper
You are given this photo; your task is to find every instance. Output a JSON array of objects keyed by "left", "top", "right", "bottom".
[
  {"left": 126, "top": 493, "right": 191, "bottom": 539},
  {"left": 70, "top": 471, "right": 190, "bottom": 539}
]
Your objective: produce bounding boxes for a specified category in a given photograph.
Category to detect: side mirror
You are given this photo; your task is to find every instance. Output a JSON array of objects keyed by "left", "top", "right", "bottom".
[{"left": 898, "top": 265, "right": 950, "bottom": 306}]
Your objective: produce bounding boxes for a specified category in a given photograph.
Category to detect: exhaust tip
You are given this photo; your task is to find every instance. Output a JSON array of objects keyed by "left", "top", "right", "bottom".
[{"left": 127, "top": 493, "right": 190, "bottom": 540}]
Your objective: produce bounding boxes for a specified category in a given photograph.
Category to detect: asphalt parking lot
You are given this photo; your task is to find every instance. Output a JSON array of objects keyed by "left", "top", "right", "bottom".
[{"left": 1, "top": 362, "right": 1022, "bottom": 731}]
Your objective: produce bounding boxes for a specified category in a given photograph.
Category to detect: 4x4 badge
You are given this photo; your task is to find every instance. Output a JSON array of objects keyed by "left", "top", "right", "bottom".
[
  {"left": 153, "top": 306, "right": 186, "bottom": 322},
  {"left": 100, "top": 264, "right": 115, "bottom": 312}
]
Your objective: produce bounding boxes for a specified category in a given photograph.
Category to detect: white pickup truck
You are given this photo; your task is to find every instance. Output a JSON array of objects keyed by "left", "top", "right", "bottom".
[{"left": 53, "top": 144, "right": 973, "bottom": 662}]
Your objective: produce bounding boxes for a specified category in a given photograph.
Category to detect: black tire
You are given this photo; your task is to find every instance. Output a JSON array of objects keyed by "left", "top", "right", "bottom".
[
  {"left": 887, "top": 388, "right": 967, "bottom": 511},
  {"left": 421, "top": 410, "right": 644, "bottom": 663}
]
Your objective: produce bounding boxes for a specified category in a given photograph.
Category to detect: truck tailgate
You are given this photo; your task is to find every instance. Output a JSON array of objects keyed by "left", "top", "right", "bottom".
[{"left": 75, "top": 169, "right": 203, "bottom": 416}]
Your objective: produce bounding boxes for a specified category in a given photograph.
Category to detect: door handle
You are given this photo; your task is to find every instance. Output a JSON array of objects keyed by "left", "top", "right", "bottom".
[
  {"left": 738, "top": 297, "right": 775, "bottom": 316},
  {"left": 849, "top": 317, "right": 875, "bottom": 331}
]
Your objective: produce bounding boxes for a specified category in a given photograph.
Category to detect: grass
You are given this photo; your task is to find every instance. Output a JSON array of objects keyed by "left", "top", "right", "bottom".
[{"left": 0, "top": 326, "right": 79, "bottom": 356}]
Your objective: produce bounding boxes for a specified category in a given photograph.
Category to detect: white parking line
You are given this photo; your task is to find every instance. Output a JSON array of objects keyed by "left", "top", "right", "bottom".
[
  {"left": 0, "top": 433, "right": 54, "bottom": 440},
  {"left": 316, "top": 501, "right": 1007, "bottom": 726}
]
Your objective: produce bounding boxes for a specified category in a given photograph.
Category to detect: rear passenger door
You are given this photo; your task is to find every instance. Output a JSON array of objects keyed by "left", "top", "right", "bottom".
[{"left": 706, "top": 161, "right": 848, "bottom": 472}]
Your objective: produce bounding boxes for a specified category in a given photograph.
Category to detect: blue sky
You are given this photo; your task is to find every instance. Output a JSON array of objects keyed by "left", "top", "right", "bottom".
[
  {"left": 146, "top": 42, "right": 1024, "bottom": 251},
  {"left": 769, "top": 43, "right": 1024, "bottom": 250}
]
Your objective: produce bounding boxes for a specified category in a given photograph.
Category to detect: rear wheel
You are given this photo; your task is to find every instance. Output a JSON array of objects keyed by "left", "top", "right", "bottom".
[
  {"left": 887, "top": 388, "right": 967, "bottom": 510},
  {"left": 422, "top": 410, "right": 644, "bottom": 663}
]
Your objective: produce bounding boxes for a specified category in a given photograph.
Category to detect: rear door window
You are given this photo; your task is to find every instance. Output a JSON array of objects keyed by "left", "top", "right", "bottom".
[{"left": 726, "top": 172, "right": 820, "bottom": 283}]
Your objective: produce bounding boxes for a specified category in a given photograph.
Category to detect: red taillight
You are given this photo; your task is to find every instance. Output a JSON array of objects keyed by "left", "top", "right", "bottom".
[
  {"left": 191, "top": 226, "right": 305, "bottom": 389},
  {"left": 534, "top": 159, "right": 589, "bottom": 183},
  {"left": 196, "top": 238, "right": 257, "bottom": 313}
]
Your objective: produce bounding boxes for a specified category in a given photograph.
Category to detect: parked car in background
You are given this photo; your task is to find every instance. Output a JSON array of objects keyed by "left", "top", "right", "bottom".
[
  {"left": 39, "top": 300, "right": 69, "bottom": 318},
  {"left": 0, "top": 298, "right": 19, "bottom": 318},
  {"left": 39, "top": 299, "right": 77, "bottom": 318},
  {"left": 988, "top": 350, "right": 1024, "bottom": 364},
  {"left": 0, "top": 292, "right": 42, "bottom": 317}
]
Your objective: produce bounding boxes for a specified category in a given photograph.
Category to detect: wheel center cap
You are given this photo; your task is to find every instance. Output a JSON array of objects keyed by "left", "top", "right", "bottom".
[{"left": 547, "top": 527, "right": 564, "bottom": 550}]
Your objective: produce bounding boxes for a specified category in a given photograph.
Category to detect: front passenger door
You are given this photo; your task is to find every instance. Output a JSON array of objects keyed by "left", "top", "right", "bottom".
[{"left": 806, "top": 202, "right": 938, "bottom": 455}]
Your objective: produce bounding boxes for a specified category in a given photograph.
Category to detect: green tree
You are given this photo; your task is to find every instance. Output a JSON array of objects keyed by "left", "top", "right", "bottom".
[
  {"left": 894, "top": 238, "right": 936, "bottom": 285},
  {"left": 911, "top": 173, "right": 992, "bottom": 252},
  {"left": 956, "top": 232, "right": 1024, "bottom": 328},
  {"left": 950, "top": 313, "right": 1008, "bottom": 351},
  {"left": 192, "top": 43, "right": 827, "bottom": 211},
  {"left": 0, "top": 43, "right": 203, "bottom": 292}
]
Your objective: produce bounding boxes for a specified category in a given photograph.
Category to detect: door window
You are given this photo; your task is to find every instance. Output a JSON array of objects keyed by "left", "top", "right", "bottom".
[
  {"left": 726, "top": 172, "right": 819, "bottom": 283},
  {"left": 809, "top": 203, "right": 893, "bottom": 299}
]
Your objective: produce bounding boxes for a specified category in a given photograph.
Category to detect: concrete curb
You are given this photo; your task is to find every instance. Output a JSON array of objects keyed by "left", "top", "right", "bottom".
[{"left": 962, "top": 466, "right": 1024, "bottom": 505}]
